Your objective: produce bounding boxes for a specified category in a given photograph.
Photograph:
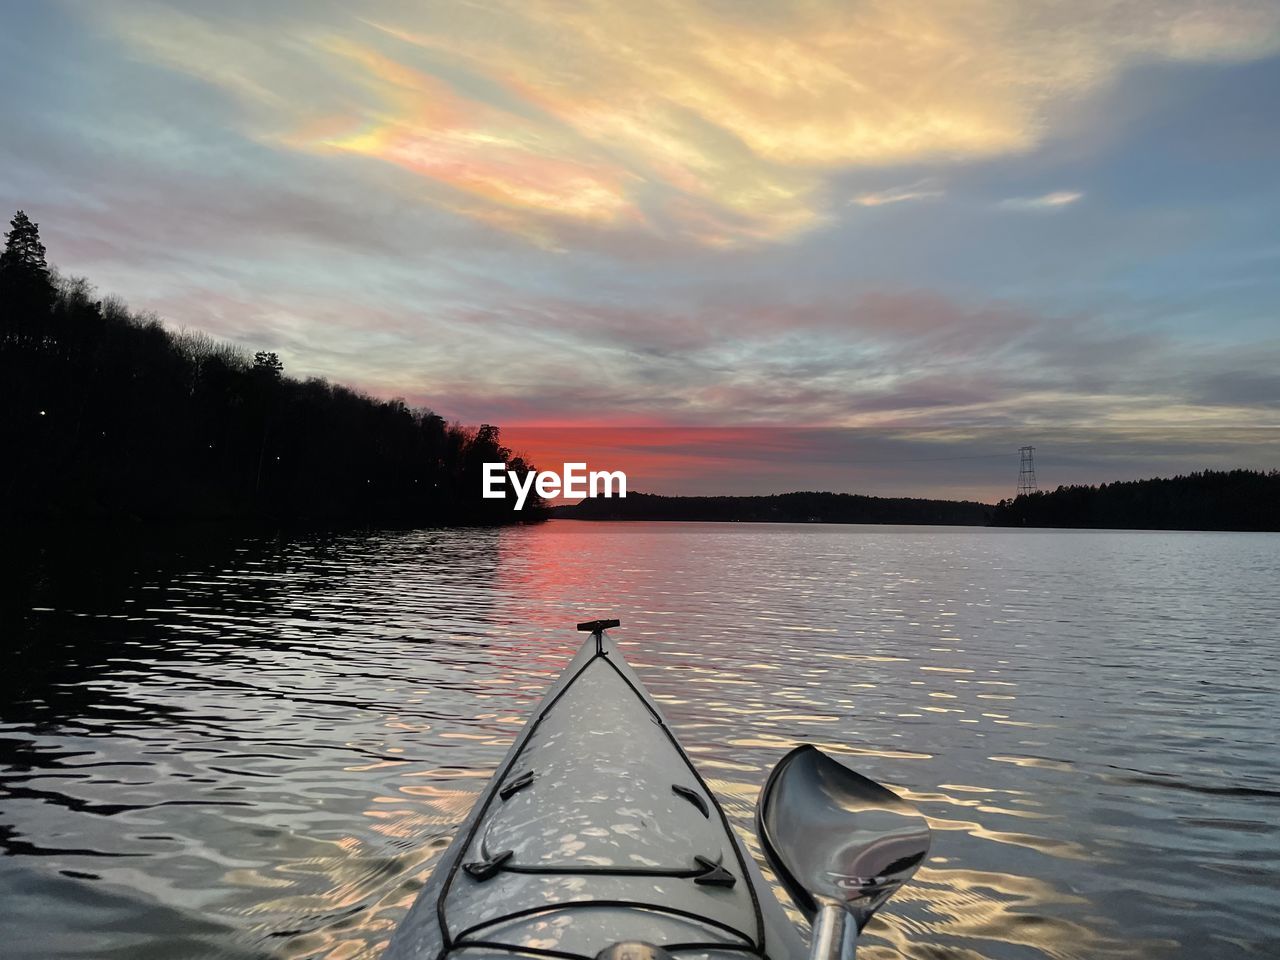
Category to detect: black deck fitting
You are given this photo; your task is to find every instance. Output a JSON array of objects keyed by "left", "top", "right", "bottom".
[
  {"left": 672, "top": 784, "right": 710, "bottom": 818},
  {"left": 499, "top": 770, "right": 535, "bottom": 800},
  {"left": 463, "top": 849, "right": 514, "bottom": 881},
  {"left": 692, "top": 855, "right": 736, "bottom": 888},
  {"left": 577, "top": 619, "right": 621, "bottom": 632}
]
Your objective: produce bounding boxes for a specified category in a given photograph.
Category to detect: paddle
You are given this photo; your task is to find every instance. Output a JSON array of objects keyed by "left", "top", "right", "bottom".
[{"left": 756, "top": 745, "right": 931, "bottom": 960}]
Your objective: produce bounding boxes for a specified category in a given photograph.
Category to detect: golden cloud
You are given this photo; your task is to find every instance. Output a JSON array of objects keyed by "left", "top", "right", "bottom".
[{"left": 98, "top": 0, "right": 1280, "bottom": 247}]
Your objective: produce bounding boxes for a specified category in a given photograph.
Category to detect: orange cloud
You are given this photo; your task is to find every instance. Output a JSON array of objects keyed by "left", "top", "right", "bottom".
[{"left": 303, "top": 41, "right": 640, "bottom": 233}]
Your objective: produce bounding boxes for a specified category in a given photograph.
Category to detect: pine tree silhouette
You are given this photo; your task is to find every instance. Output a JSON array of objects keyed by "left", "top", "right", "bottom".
[
  {"left": 0, "top": 211, "right": 49, "bottom": 279},
  {"left": 0, "top": 210, "right": 55, "bottom": 348}
]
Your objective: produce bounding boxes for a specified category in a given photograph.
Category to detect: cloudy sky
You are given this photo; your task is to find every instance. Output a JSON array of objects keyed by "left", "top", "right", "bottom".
[{"left": 2, "top": 0, "right": 1278, "bottom": 499}]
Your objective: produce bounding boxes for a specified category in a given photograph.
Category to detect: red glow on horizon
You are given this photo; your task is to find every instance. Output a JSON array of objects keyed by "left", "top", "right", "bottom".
[{"left": 500, "top": 425, "right": 849, "bottom": 498}]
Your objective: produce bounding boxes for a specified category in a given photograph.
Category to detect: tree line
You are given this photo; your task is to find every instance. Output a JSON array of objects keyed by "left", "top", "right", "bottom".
[
  {"left": 555, "top": 490, "right": 993, "bottom": 525},
  {"left": 0, "top": 211, "right": 541, "bottom": 527},
  {"left": 989, "top": 470, "right": 1279, "bottom": 531}
]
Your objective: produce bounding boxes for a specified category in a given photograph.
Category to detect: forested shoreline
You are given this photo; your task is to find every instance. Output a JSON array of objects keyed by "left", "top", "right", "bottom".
[
  {"left": 553, "top": 490, "right": 994, "bottom": 525},
  {"left": 990, "top": 470, "right": 1279, "bottom": 531},
  {"left": 0, "top": 211, "right": 541, "bottom": 527}
]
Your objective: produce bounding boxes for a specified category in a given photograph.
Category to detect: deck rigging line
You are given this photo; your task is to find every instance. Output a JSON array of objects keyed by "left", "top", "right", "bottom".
[{"left": 433, "top": 634, "right": 772, "bottom": 960}]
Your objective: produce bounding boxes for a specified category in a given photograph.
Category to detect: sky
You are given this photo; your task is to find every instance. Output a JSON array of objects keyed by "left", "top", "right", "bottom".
[{"left": 2, "top": 0, "right": 1278, "bottom": 500}]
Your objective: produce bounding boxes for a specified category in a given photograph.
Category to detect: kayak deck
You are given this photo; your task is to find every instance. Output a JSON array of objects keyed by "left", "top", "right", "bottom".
[{"left": 385, "top": 628, "right": 804, "bottom": 960}]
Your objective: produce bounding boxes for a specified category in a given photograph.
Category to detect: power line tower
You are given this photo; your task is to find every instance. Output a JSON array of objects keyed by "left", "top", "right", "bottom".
[{"left": 1017, "top": 446, "right": 1038, "bottom": 497}]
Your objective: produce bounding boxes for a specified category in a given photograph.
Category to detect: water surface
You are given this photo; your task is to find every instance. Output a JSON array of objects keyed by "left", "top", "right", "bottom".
[{"left": 3, "top": 523, "right": 1278, "bottom": 959}]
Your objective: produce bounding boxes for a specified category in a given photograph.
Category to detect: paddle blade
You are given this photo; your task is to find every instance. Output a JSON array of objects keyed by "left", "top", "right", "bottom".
[{"left": 756, "top": 745, "right": 930, "bottom": 928}]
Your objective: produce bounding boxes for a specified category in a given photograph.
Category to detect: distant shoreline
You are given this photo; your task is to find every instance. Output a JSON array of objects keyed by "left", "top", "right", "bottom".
[
  {"left": 551, "top": 490, "right": 992, "bottom": 525},
  {"left": 552, "top": 470, "right": 1280, "bottom": 531}
]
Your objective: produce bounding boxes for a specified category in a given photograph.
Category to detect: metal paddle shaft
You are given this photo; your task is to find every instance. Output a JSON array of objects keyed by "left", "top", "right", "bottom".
[
  {"left": 810, "top": 900, "right": 857, "bottom": 960},
  {"left": 756, "top": 745, "right": 932, "bottom": 960}
]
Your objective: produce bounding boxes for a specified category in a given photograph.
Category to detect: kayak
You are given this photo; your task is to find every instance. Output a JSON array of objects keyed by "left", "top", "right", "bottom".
[
  {"left": 384, "top": 620, "right": 932, "bottom": 960},
  {"left": 384, "top": 620, "right": 808, "bottom": 960}
]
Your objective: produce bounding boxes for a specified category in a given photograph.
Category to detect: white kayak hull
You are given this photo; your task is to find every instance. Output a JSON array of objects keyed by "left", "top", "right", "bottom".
[{"left": 384, "top": 627, "right": 805, "bottom": 960}]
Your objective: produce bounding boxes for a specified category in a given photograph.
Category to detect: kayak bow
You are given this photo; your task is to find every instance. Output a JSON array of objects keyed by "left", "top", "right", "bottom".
[{"left": 385, "top": 621, "right": 805, "bottom": 960}]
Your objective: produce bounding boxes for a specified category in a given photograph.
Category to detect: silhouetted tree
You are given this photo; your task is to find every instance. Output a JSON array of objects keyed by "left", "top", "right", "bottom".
[
  {"left": 0, "top": 211, "right": 55, "bottom": 345},
  {"left": 0, "top": 211, "right": 49, "bottom": 281},
  {"left": 249, "top": 352, "right": 285, "bottom": 496},
  {"left": 252, "top": 350, "right": 283, "bottom": 379}
]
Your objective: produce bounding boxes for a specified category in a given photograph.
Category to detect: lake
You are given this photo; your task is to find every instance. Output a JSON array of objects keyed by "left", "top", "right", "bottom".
[{"left": 2, "top": 522, "right": 1277, "bottom": 959}]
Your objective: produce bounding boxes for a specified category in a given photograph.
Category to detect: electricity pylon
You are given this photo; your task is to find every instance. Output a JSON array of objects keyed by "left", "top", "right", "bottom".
[{"left": 1017, "top": 446, "right": 1038, "bottom": 497}]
